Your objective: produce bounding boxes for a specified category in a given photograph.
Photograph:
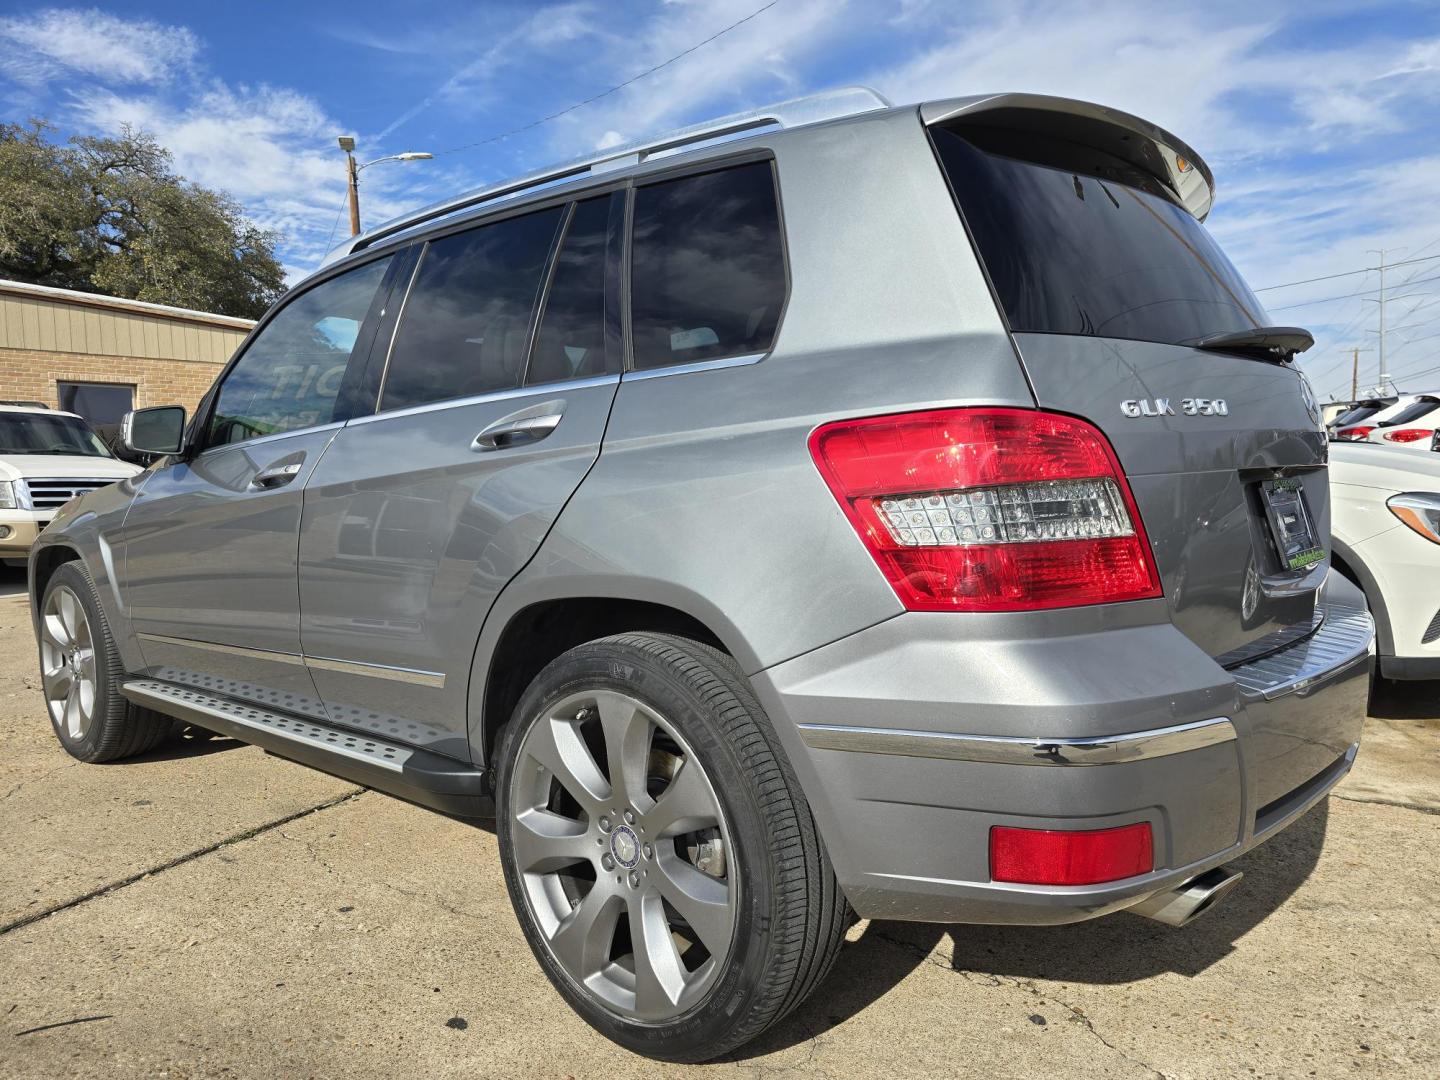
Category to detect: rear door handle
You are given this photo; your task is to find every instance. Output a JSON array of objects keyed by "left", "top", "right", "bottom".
[
  {"left": 250, "top": 461, "right": 303, "bottom": 489},
  {"left": 472, "top": 409, "right": 563, "bottom": 451}
]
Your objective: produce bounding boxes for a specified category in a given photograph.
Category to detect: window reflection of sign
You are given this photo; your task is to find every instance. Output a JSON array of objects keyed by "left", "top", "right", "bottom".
[{"left": 267, "top": 363, "right": 347, "bottom": 403}]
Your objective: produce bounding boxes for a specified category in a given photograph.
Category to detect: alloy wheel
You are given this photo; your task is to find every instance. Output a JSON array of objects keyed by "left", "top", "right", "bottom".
[
  {"left": 40, "top": 585, "right": 97, "bottom": 741},
  {"left": 509, "top": 689, "right": 738, "bottom": 1023}
]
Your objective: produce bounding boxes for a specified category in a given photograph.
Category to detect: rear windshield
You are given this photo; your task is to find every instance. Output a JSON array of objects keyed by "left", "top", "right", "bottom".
[
  {"left": 931, "top": 124, "right": 1268, "bottom": 347},
  {"left": 1377, "top": 398, "right": 1440, "bottom": 426},
  {"left": 1331, "top": 402, "right": 1391, "bottom": 427}
]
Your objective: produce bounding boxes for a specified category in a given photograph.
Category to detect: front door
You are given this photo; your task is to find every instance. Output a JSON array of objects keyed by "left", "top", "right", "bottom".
[
  {"left": 298, "top": 193, "right": 624, "bottom": 758},
  {"left": 123, "top": 254, "right": 397, "bottom": 714}
]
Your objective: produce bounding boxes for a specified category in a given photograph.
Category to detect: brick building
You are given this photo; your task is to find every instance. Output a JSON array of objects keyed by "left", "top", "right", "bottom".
[{"left": 0, "top": 279, "right": 253, "bottom": 436}]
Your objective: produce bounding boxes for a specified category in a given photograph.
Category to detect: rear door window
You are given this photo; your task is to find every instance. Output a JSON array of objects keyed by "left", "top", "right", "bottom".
[
  {"left": 932, "top": 124, "right": 1268, "bottom": 347},
  {"left": 527, "top": 194, "right": 622, "bottom": 385},
  {"left": 381, "top": 207, "right": 564, "bottom": 411},
  {"left": 630, "top": 161, "right": 785, "bottom": 370}
]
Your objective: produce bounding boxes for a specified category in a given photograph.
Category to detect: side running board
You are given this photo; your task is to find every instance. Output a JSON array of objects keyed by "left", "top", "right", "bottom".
[{"left": 121, "top": 679, "right": 492, "bottom": 818}]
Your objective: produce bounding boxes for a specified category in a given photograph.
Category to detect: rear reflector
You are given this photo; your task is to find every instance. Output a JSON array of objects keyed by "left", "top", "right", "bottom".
[
  {"left": 1382, "top": 428, "right": 1431, "bottom": 443},
  {"left": 808, "top": 408, "right": 1162, "bottom": 611},
  {"left": 990, "top": 823, "right": 1154, "bottom": 885}
]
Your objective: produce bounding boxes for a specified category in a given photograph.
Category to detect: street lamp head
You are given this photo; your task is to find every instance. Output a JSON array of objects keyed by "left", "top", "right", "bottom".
[
  {"left": 396, "top": 152, "right": 433, "bottom": 161},
  {"left": 337, "top": 135, "right": 356, "bottom": 152}
]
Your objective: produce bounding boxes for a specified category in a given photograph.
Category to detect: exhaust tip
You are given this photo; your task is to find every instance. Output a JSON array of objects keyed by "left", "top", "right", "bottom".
[{"left": 1129, "top": 866, "right": 1243, "bottom": 927}]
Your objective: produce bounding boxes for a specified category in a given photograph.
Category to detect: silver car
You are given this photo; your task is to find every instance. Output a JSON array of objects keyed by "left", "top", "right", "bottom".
[{"left": 29, "top": 88, "right": 1374, "bottom": 1062}]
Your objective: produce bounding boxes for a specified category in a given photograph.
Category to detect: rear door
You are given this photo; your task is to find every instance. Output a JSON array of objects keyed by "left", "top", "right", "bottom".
[
  {"left": 930, "top": 121, "right": 1329, "bottom": 662},
  {"left": 296, "top": 192, "right": 624, "bottom": 758},
  {"left": 124, "top": 254, "right": 398, "bottom": 713}
]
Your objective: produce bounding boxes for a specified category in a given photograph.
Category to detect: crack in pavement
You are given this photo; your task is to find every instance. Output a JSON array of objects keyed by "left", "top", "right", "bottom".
[
  {"left": 863, "top": 927, "right": 1172, "bottom": 1079},
  {"left": 0, "top": 788, "right": 363, "bottom": 937},
  {"left": 1331, "top": 793, "right": 1440, "bottom": 817}
]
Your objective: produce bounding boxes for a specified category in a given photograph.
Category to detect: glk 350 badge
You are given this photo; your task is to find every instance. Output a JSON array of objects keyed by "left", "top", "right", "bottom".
[{"left": 1121, "top": 397, "right": 1229, "bottom": 418}]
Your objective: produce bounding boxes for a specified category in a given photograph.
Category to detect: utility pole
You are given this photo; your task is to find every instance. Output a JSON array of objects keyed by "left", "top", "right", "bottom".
[
  {"left": 338, "top": 136, "right": 361, "bottom": 237},
  {"left": 1365, "top": 248, "right": 1420, "bottom": 395},
  {"left": 1345, "top": 346, "right": 1373, "bottom": 399}
]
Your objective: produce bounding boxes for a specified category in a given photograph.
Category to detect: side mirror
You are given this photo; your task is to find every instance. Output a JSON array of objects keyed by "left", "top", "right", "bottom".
[{"left": 122, "top": 406, "right": 188, "bottom": 456}]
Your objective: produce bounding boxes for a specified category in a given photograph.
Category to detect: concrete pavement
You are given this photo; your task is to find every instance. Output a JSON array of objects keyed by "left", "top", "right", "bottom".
[{"left": 1, "top": 577, "right": 1436, "bottom": 1079}]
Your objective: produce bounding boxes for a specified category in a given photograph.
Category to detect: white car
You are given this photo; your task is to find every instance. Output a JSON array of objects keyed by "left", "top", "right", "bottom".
[
  {"left": 1329, "top": 441, "right": 1440, "bottom": 680},
  {"left": 0, "top": 405, "right": 143, "bottom": 561},
  {"left": 1363, "top": 393, "right": 1440, "bottom": 449}
]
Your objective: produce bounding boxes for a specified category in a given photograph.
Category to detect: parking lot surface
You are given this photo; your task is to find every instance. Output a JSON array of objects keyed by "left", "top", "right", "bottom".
[{"left": 1, "top": 572, "right": 1436, "bottom": 1080}]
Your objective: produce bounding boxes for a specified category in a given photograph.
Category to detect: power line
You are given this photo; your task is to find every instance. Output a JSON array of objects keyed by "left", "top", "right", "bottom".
[
  {"left": 1254, "top": 251, "right": 1440, "bottom": 292},
  {"left": 1268, "top": 271, "right": 1440, "bottom": 311},
  {"left": 427, "top": 0, "right": 784, "bottom": 160}
]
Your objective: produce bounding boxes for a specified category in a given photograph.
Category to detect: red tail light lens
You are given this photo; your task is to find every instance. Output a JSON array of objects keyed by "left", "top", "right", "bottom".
[
  {"left": 1383, "top": 428, "right": 1431, "bottom": 443},
  {"left": 808, "top": 408, "right": 1162, "bottom": 611},
  {"left": 990, "top": 823, "right": 1154, "bottom": 885},
  {"left": 1336, "top": 426, "right": 1375, "bottom": 440}
]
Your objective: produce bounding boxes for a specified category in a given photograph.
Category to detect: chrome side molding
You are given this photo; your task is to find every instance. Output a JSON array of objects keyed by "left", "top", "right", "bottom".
[
  {"left": 138, "top": 633, "right": 446, "bottom": 688},
  {"left": 796, "top": 716, "right": 1236, "bottom": 766}
]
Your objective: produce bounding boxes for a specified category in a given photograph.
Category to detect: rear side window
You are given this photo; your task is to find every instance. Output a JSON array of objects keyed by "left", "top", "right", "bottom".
[
  {"left": 630, "top": 161, "right": 785, "bottom": 370},
  {"left": 527, "top": 194, "right": 621, "bottom": 385},
  {"left": 932, "top": 125, "right": 1268, "bottom": 347},
  {"left": 208, "top": 255, "right": 391, "bottom": 447},
  {"left": 382, "top": 206, "right": 564, "bottom": 411}
]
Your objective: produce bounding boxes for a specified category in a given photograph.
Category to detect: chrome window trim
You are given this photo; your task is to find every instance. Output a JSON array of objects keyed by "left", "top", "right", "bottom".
[
  {"left": 623, "top": 351, "right": 767, "bottom": 382},
  {"left": 194, "top": 421, "right": 345, "bottom": 458},
  {"left": 305, "top": 654, "right": 446, "bottom": 689},
  {"left": 139, "top": 633, "right": 446, "bottom": 688},
  {"left": 796, "top": 715, "right": 1237, "bottom": 766},
  {"left": 347, "top": 373, "right": 621, "bottom": 427}
]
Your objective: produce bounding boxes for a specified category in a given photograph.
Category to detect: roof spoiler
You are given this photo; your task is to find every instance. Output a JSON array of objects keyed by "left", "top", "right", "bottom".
[{"left": 920, "top": 93, "right": 1216, "bottom": 221}]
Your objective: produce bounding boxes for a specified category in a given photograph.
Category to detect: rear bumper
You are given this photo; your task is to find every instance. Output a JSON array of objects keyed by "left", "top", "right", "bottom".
[{"left": 751, "top": 578, "right": 1373, "bottom": 924}]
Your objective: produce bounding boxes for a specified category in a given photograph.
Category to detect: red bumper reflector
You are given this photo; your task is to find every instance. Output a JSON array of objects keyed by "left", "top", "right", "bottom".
[{"left": 990, "top": 823, "right": 1154, "bottom": 885}]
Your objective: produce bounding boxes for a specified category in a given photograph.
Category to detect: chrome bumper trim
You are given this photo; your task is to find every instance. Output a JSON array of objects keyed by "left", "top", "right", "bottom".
[
  {"left": 1230, "top": 604, "right": 1374, "bottom": 701},
  {"left": 796, "top": 715, "right": 1236, "bottom": 766}
]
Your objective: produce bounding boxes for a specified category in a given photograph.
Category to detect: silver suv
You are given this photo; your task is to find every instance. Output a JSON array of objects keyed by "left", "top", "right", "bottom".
[{"left": 30, "top": 88, "right": 1374, "bottom": 1061}]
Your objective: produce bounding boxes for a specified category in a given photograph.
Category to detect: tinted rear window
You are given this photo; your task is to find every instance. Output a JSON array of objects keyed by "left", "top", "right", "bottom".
[
  {"left": 630, "top": 161, "right": 785, "bottom": 370},
  {"left": 1331, "top": 403, "right": 1390, "bottom": 427},
  {"left": 1378, "top": 398, "right": 1440, "bottom": 426},
  {"left": 932, "top": 124, "right": 1267, "bottom": 347}
]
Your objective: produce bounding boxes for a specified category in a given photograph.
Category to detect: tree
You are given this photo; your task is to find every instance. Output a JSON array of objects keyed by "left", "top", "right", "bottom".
[{"left": 0, "top": 120, "right": 285, "bottom": 319}]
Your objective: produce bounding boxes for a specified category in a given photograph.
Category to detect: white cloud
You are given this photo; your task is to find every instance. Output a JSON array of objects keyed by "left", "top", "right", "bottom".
[{"left": 0, "top": 8, "right": 198, "bottom": 87}]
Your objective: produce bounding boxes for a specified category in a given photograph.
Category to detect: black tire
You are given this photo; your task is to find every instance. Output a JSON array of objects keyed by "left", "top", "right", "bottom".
[
  {"left": 38, "top": 561, "right": 174, "bottom": 763},
  {"left": 495, "top": 632, "right": 849, "bottom": 1063}
]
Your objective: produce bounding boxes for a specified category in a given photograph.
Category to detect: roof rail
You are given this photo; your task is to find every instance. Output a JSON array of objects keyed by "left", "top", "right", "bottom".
[{"left": 321, "top": 85, "right": 891, "bottom": 267}]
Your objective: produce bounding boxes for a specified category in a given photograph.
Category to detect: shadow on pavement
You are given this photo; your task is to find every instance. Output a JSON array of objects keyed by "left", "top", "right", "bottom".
[
  {"left": 746, "top": 800, "right": 1329, "bottom": 1057},
  {"left": 1368, "top": 677, "right": 1440, "bottom": 720},
  {"left": 115, "top": 730, "right": 246, "bottom": 764},
  {"left": 0, "top": 563, "right": 29, "bottom": 598}
]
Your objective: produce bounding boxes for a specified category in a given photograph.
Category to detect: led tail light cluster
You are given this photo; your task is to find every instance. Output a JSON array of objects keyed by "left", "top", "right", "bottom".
[
  {"left": 1381, "top": 428, "right": 1432, "bottom": 443},
  {"left": 1335, "top": 425, "right": 1375, "bottom": 441},
  {"left": 809, "top": 408, "right": 1162, "bottom": 612}
]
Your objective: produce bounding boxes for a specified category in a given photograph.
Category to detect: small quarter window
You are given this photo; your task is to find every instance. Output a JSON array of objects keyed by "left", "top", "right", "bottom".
[
  {"left": 382, "top": 207, "right": 564, "bottom": 411},
  {"left": 208, "top": 256, "right": 392, "bottom": 447},
  {"left": 630, "top": 161, "right": 785, "bottom": 370}
]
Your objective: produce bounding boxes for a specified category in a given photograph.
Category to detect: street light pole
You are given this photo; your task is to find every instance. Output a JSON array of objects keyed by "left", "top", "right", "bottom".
[{"left": 336, "top": 137, "right": 432, "bottom": 237}]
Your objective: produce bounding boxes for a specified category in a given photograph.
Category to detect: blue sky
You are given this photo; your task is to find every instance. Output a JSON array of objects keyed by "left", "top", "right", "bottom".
[{"left": 2, "top": 1, "right": 1439, "bottom": 399}]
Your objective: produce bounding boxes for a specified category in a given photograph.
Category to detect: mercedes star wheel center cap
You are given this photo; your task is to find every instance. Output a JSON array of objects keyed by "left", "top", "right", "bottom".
[{"left": 610, "top": 824, "right": 640, "bottom": 869}]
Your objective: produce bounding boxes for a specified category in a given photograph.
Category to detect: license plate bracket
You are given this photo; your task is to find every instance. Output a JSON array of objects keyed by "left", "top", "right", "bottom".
[{"left": 1260, "top": 478, "right": 1324, "bottom": 571}]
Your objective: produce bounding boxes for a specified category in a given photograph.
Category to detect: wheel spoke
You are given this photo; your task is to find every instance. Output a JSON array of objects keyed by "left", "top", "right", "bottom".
[
  {"left": 42, "top": 612, "right": 70, "bottom": 650},
  {"left": 547, "top": 881, "right": 622, "bottom": 979},
  {"left": 64, "top": 683, "right": 84, "bottom": 739},
  {"left": 58, "top": 589, "right": 81, "bottom": 642},
  {"left": 654, "top": 853, "right": 733, "bottom": 956},
  {"left": 512, "top": 808, "right": 595, "bottom": 874},
  {"left": 628, "top": 891, "right": 686, "bottom": 1018},
  {"left": 43, "top": 661, "right": 72, "bottom": 696},
  {"left": 73, "top": 612, "right": 92, "bottom": 651},
  {"left": 594, "top": 691, "right": 654, "bottom": 809},
  {"left": 526, "top": 715, "right": 611, "bottom": 811},
  {"left": 646, "top": 757, "right": 721, "bottom": 838}
]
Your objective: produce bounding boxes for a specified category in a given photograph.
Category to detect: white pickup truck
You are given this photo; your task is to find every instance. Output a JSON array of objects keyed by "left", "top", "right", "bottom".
[{"left": 0, "top": 405, "right": 142, "bottom": 562}]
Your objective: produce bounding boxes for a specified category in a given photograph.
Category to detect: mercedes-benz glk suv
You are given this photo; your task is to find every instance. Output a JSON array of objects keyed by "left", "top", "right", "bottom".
[{"left": 29, "top": 88, "right": 1372, "bottom": 1062}]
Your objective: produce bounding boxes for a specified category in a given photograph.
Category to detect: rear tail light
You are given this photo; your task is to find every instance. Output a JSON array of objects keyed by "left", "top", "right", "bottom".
[
  {"left": 1336, "top": 425, "right": 1375, "bottom": 440},
  {"left": 808, "top": 408, "right": 1162, "bottom": 611},
  {"left": 990, "top": 823, "right": 1154, "bottom": 885},
  {"left": 1382, "top": 428, "right": 1431, "bottom": 443}
]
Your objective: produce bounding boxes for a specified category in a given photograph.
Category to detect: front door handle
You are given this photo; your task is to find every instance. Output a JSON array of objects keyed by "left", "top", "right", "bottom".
[
  {"left": 472, "top": 410, "right": 563, "bottom": 451},
  {"left": 250, "top": 461, "right": 303, "bottom": 489}
]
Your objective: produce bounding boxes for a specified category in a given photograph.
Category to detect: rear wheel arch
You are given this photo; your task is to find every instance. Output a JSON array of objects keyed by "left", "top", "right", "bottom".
[
  {"left": 479, "top": 597, "right": 730, "bottom": 766},
  {"left": 1330, "top": 542, "right": 1392, "bottom": 656}
]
